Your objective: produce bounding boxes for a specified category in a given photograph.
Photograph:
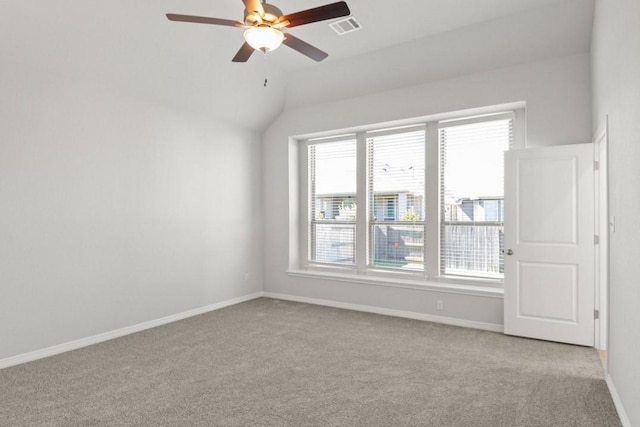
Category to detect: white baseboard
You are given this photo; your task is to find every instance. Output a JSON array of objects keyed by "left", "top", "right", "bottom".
[
  {"left": 263, "top": 292, "right": 504, "bottom": 333},
  {"left": 0, "top": 292, "right": 264, "bottom": 370},
  {"left": 1, "top": 291, "right": 504, "bottom": 370},
  {"left": 606, "top": 374, "right": 632, "bottom": 427}
]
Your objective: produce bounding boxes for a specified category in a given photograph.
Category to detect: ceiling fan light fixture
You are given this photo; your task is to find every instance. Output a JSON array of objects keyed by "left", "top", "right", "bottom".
[{"left": 243, "top": 27, "right": 284, "bottom": 52}]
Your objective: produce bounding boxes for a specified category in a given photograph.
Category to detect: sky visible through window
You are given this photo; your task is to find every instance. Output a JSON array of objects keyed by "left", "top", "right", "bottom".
[
  {"left": 370, "top": 131, "right": 425, "bottom": 197},
  {"left": 314, "top": 139, "right": 357, "bottom": 196},
  {"left": 313, "top": 121, "right": 509, "bottom": 201},
  {"left": 442, "top": 119, "right": 511, "bottom": 201}
]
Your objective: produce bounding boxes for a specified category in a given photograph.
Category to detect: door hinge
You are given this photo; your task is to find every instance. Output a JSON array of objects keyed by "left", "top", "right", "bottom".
[
  {"left": 594, "top": 161, "right": 600, "bottom": 171},
  {"left": 594, "top": 309, "right": 600, "bottom": 320},
  {"left": 594, "top": 235, "right": 600, "bottom": 244}
]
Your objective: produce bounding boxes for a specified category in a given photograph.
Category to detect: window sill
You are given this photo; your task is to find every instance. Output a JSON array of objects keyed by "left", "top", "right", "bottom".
[{"left": 286, "top": 268, "right": 504, "bottom": 298}]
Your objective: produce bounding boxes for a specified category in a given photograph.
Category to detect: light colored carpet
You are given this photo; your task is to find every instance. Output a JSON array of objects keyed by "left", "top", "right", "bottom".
[{"left": 0, "top": 298, "right": 621, "bottom": 426}]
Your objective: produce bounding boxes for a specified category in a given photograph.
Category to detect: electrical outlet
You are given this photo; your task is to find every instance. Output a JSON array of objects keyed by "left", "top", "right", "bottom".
[{"left": 436, "top": 300, "right": 444, "bottom": 311}]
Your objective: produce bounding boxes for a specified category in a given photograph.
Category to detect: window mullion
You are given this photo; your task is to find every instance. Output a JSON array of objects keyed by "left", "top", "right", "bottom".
[
  {"left": 425, "top": 122, "right": 440, "bottom": 279},
  {"left": 355, "top": 132, "right": 368, "bottom": 273},
  {"left": 301, "top": 142, "right": 311, "bottom": 266}
]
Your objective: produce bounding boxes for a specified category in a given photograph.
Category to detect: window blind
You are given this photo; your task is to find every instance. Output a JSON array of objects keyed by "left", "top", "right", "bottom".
[
  {"left": 439, "top": 117, "right": 512, "bottom": 278},
  {"left": 309, "top": 138, "right": 357, "bottom": 265},
  {"left": 367, "top": 128, "right": 426, "bottom": 270}
]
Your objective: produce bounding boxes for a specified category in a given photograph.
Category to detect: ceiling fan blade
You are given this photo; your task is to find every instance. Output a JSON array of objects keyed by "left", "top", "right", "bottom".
[
  {"left": 283, "top": 34, "right": 328, "bottom": 62},
  {"left": 232, "top": 42, "right": 255, "bottom": 62},
  {"left": 281, "top": 1, "right": 350, "bottom": 28},
  {"left": 242, "top": 0, "right": 265, "bottom": 16},
  {"left": 166, "top": 14, "right": 244, "bottom": 27}
]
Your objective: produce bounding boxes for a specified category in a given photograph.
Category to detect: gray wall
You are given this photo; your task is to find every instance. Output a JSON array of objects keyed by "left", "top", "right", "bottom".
[
  {"left": 262, "top": 53, "right": 592, "bottom": 327},
  {"left": 0, "top": 62, "right": 264, "bottom": 360},
  {"left": 592, "top": 0, "right": 640, "bottom": 424}
]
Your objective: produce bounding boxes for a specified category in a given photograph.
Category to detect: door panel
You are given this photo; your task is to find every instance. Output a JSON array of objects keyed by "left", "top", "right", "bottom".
[
  {"left": 518, "top": 262, "right": 577, "bottom": 322},
  {"left": 517, "top": 157, "right": 578, "bottom": 244},
  {"left": 504, "top": 144, "right": 594, "bottom": 346}
]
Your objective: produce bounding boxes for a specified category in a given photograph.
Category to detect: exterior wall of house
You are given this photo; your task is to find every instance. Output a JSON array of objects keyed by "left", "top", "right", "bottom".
[
  {"left": 262, "top": 52, "right": 592, "bottom": 328},
  {"left": 592, "top": 0, "right": 640, "bottom": 424}
]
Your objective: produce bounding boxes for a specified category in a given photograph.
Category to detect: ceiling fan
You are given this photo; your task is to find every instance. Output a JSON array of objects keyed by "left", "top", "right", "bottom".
[{"left": 167, "top": 0, "right": 351, "bottom": 63}]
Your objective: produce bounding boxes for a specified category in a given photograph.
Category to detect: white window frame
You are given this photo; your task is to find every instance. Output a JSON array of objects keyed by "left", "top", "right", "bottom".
[
  {"left": 296, "top": 107, "right": 525, "bottom": 290},
  {"left": 307, "top": 135, "right": 358, "bottom": 268},
  {"left": 365, "top": 125, "right": 427, "bottom": 274},
  {"left": 438, "top": 112, "right": 514, "bottom": 280}
]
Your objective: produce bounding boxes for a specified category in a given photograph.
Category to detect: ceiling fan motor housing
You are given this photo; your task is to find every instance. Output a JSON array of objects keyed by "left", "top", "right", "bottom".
[{"left": 244, "top": 3, "right": 283, "bottom": 26}]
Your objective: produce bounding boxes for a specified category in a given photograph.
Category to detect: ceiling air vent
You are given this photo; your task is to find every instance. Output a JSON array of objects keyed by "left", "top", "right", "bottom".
[{"left": 329, "top": 17, "right": 362, "bottom": 35}]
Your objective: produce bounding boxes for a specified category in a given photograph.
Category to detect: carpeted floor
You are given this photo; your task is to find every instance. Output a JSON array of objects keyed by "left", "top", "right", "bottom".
[{"left": 0, "top": 298, "right": 621, "bottom": 426}]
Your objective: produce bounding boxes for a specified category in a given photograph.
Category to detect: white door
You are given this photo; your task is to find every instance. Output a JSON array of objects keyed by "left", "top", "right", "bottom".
[{"left": 504, "top": 144, "right": 595, "bottom": 346}]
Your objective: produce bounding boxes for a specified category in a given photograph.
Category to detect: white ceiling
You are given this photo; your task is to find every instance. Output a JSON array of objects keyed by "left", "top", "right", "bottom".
[{"left": 0, "top": 0, "right": 594, "bottom": 131}]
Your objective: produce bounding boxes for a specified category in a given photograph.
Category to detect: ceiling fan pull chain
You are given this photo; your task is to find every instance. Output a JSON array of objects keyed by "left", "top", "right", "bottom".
[{"left": 263, "top": 51, "right": 269, "bottom": 87}]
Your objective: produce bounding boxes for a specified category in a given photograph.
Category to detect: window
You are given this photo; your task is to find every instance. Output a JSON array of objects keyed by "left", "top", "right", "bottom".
[
  {"left": 368, "top": 128, "right": 426, "bottom": 271},
  {"left": 439, "top": 117, "right": 511, "bottom": 279},
  {"left": 304, "top": 111, "right": 516, "bottom": 284},
  {"left": 309, "top": 137, "right": 357, "bottom": 265}
]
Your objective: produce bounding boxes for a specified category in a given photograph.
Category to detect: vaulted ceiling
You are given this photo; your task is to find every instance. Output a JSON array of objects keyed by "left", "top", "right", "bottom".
[{"left": 0, "top": 0, "right": 594, "bottom": 131}]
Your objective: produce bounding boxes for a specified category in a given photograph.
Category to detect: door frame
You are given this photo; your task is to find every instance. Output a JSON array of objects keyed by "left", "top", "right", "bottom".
[{"left": 593, "top": 117, "right": 610, "bottom": 354}]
